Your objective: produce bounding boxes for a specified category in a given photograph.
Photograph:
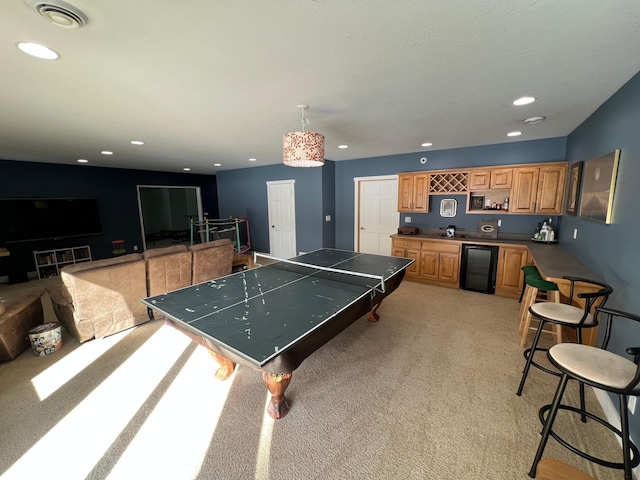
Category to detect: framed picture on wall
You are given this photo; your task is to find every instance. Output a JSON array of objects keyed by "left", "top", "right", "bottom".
[
  {"left": 470, "top": 195, "right": 484, "bottom": 210},
  {"left": 565, "top": 161, "right": 583, "bottom": 215},
  {"left": 579, "top": 149, "right": 621, "bottom": 224},
  {"left": 440, "top": 199, "right": 457, "bottom": 217}
]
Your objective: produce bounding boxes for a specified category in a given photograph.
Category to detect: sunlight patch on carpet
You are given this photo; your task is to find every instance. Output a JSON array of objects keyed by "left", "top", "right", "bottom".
[
  {"left": 30, "top": 328, "right": 134, "bottom": 401},
  {"left": 106, "top": 345, "right": 235, "bottom": 479},
  {"left": 255, "top": 394, "right": 275, "bottom": 479},
  {"left": 3, "top": 325, "right": 191, "bottom": 479}
]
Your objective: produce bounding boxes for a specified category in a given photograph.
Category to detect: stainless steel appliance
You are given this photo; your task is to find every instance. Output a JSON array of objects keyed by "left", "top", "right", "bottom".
[{"left": 460, "top": 244, "right": 499, "bottom": 294}]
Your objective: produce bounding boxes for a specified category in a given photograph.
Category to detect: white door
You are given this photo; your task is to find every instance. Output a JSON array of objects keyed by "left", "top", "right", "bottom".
[
  {"left": 267, "top": 180, "right": 296, "bottom": 259},
  {"left": 355, "top": 176, "right": 399, "bottom": 255}
]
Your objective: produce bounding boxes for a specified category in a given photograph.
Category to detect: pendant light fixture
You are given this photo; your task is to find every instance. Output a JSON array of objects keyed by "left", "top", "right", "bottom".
[{"left": 283, "top": 104, "right": 324, "bottom": 167}]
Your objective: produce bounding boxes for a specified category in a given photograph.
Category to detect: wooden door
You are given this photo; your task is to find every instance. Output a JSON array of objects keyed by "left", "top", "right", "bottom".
[
  {"left": 490, "top": 168, "right": 513, "bottom": 188},
  {"left": 397, "top": 174, "right": 413, "bottom": 211},
  {"left": 536, "top": 165, "right": 567, "bottom": 214},
  {"left": 439, "top": 253, "right": 460, "bottom": 283},
  {"left": 404, "top": 249, "right": 421, "bottom": 277},
  {"left": 420, "top": 250, "right": 439, "bottom": 279},
  {"left": 412, "top": 173, "right": 429, "bottom": 212},
  {"left": 468, "top": 170, "right": 491, "bottom": 190},
  {"left": 496, "top": 246, "right": 527, "bottom": 297},
  {"left": 510, "top": 168, "right": 539, "bottom": 213}
]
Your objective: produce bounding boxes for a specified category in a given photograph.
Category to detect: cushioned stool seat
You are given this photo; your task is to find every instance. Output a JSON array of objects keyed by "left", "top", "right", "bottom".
[
  {"left": 529, "top": 307, "right": 640, "bottom": 480},
  {"left": 517, "top": 275, "right": 612, "bottom": 399}
]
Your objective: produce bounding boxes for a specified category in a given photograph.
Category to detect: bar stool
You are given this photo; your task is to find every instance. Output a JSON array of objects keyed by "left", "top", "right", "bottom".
[
  {"left": 519, "top": 265, "right": 539, "bottom": 302},
  {"left": 529, "top": 307, "right": 640, "bottom": 480},
  {"left": 517, "top": 276, "right": 613, "bottom": 409},
  {"left": 518, "top": 267, "right": 561, "bottom": 348}
]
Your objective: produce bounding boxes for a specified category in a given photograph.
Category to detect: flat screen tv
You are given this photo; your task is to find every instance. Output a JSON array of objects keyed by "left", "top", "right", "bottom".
[{"left": 0, "top": 198, "right": 102, "bottom": 244}]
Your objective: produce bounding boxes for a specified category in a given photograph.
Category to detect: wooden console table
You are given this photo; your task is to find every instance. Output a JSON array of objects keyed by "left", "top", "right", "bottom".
[{"left": 232, "top": 252, "right": 254, "bottom": 271}]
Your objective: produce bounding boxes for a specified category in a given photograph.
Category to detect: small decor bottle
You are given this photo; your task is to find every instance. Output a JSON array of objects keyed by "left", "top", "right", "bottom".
[{"left": 503, "top": 197, "right": 509, "bottom": 211}]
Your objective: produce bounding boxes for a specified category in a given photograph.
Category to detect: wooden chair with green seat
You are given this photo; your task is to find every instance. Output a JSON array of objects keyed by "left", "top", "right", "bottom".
[{"left": 518, "top": 266, "right": 561, "bottom": 347}]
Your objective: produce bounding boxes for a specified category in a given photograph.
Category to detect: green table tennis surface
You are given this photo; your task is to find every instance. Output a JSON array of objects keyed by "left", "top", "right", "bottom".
[{"left": 142, "top": 248, "right": 413, "bottom": 367}]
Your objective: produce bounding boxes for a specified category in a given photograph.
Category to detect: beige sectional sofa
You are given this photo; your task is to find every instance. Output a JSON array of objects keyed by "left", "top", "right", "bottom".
[{"left": 47, "top": 239, "right": 234, "bottom": 344}]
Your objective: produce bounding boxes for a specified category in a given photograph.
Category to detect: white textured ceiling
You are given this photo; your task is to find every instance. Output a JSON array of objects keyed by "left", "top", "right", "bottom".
[{"left": 2, "top": 1, "right": 640, "bottom": 174}]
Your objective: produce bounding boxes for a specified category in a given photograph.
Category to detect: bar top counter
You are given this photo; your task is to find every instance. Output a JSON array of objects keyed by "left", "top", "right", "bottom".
[{"left": 392, "top": 232, "right": 602, "bottom": 283}]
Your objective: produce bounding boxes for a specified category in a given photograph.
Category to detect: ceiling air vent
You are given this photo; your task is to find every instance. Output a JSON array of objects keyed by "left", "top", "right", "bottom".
[{"left": 25, "top": 0, "right": 88, "bottom": 29}]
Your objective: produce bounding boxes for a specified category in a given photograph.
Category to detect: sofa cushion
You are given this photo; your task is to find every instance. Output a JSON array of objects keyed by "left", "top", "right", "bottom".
[
  {"left": 144, "top": 245, "right": 192, "bottom": 296},
  {"left": 189, "top": 239, "right": 234, "bottom": 284}
]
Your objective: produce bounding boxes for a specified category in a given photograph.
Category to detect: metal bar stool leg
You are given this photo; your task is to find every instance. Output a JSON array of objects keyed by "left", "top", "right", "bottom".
[
  {"left": 620, "top": 393, "right": 633, "bottom": 480},
  {"left": 517, "top": 316, "right": 546, "bottom": 396},
  {"left": 529, "top": 373, "right": 570, "bottom": 478}
]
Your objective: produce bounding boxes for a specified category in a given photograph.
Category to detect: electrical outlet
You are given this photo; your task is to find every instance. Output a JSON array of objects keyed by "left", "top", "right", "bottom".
[
  {"left": 498, "top": 219, "right": 502, "bottom": 227},
  {"left": 405, "top": 216, "right": 412, "bottom": 223},
  {"left": 573, "top": 228, "right": 578, "bottom": 239},
  {"left": 325, "top": 215, "right": 331, "bottom": 222},
  {"left": 133, "top": 245, "right": 138, "bottom": 251},
  {"left": 630, "top": 396, "right": 637, "bottom": 414}
]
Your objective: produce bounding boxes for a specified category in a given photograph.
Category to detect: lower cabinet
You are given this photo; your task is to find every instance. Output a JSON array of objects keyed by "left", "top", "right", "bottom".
[
  {"left": 392, "top": 237, "right": 460, "bottom": 288},
  {"left": 495, "top": 245, "right": 528, "bottom": 298},
  {"left": 392, "top": 236, "right": 530, "bottom": 299}
]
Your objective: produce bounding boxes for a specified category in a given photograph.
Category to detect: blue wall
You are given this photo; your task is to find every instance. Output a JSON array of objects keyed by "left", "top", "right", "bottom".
[
  {"left": 0, "top": 159, "right": 218, "bottom": 280},
  {"left": 333, "top": 138, "right": 568, "bottom": 249},
  {"left": 216, "top": 138, "right": 568, "bottom": 253},
  {"left": 562, "top": 71, "right": 640, "bottom": 440},
  {"left": 216, "top": 163, "right": 325, "bottom": 254}
]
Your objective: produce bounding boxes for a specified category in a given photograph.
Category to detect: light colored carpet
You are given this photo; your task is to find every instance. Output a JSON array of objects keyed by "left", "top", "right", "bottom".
[{"left": 0, "top": 280, "right": 625, "bottom": 479}]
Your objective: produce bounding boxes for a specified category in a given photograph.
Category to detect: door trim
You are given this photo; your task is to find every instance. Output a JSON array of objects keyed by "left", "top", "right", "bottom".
[{"left": 353, "top": 175, "right": 398, "bottom": 252}]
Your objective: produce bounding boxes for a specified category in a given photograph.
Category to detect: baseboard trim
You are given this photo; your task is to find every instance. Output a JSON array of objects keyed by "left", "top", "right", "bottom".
[{"left": 593, "top": 387, "right": 639, "bottom": 478}]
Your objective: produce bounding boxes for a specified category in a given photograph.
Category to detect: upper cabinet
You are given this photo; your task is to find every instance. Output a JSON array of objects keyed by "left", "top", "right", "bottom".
[
  {"left": 398, "top": 162, "right": 567, "bottom": 215},
  {"left": 510, "top": 164, "right": 567, "bottom": 214},
  {"left": 398, "top": 173, "right": 429, "bottom": 212},
  {"left": 468, "top": 168, "right": 512, "bottom": 190}
]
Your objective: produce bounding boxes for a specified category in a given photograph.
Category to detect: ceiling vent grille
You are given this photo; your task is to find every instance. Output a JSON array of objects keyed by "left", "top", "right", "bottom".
[{"left": 26, "top": 0, "right": 88, "bottom": 29}]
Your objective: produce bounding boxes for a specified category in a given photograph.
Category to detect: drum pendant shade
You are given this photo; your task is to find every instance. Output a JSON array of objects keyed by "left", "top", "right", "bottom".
[{"left": 283, "top": 105, "right": 324, "bottom": 167}]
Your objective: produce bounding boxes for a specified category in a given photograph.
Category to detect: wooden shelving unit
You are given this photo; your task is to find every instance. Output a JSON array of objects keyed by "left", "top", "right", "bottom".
[{"left": 33, "top": 246, "right": 92, "bottom": 279}]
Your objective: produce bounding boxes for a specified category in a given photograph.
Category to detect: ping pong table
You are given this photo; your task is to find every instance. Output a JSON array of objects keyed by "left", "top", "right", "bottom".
[{"left": 142, "top": 248, "right": 414, "bottom": 419}]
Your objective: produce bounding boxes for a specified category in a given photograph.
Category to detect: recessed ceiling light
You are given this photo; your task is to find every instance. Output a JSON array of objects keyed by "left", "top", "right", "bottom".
[
  {"left": 101, "top": 150, "right": 113, "bottom": 155},
  {"left": 214, "top": 163, "right": 222, "bottom": 167},
  {"left": 421, "top": 142, "right": 433, "bottom": 147},
  {"left": 130, "top": 140, "right": 144, "bottom": 145},
  {"left": 507, "top": 131, "right": 522, "bottom": 137},
  {"left": 249, "top": 158, "right": 257, "bottom": 162},
  {"left": 183, "top": 167, "right": 191, "bottom": 171},
  {"left": 77, "top": 159, "right": 88, "bottom": 163},
  {"left": 16, "top": 42, "right": 60, "bottom": 60},
  {"left": 513, "top": 96, "right": 536, "bottom": 106},
  {"left": 523, "top": 116, "right": 546, "bottom": 125},
  {"left": 338, "top": 145, "right": 348, "bottom": 149}
]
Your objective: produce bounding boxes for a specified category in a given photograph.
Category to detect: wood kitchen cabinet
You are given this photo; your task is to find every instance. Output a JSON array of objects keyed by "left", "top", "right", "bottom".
[
  {"left": 419, "top": 239, "right": 460, "bottom": 284},
  {"left": 468, "top": 168, "right": 512, "bottom": 190},
  {"left": 392, "top": 237, "right": 460, "bottom": 287},
  {"left": 510, "top": 164, "right": 566, "bottom": 214},
  {"left": 391, "top": 238, "right": 421, "bottom": 277},
  {"left": 495, "top": 245, "right": 528, "bottom": 298},
  {"left": 397, "top": 173, "right": 429, "bottom": 212}
]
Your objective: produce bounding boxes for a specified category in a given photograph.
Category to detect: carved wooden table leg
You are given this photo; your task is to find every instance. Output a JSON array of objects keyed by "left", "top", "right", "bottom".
[
  {"left": 367, "top": 302, "right": 381, "bottom": 322},
  {"left": 208, "top": 351, "right": 235, "bottom": 381},
  {"left": 262, "top": 372, "right": 292, "bottom": 419}
]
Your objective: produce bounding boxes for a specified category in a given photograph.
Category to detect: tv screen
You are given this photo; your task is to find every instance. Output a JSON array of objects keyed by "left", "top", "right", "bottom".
[{"left": 0, "top": 198, "right": 102, "bottom": 244}]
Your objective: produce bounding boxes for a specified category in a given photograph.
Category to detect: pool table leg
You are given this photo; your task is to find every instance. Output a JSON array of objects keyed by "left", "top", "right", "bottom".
[
  {"left": 367, "top": 302, "right": 381, "bottom": 322},
  {"left": 208, "top": 351, "right": 235, "bottom": 381},
  {"left": 263, "top": 372, "right": 292, "bottom": 419}
]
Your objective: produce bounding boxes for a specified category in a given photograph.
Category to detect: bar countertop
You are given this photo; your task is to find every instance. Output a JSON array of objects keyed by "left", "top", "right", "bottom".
[{"left": 392, "top": 233, "right": 602, "bottom": 284}]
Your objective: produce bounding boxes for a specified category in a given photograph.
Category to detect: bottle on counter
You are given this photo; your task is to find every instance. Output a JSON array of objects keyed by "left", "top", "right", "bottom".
[
  {"left": 539, "top": 221, "right": 549, "bottom": 241},
  {"left": 503, "top": 197, "right": 509, "bottom": 211},
  {"left": 534, "top": 223, "right": 542, "bottom": 240},
  {"left": 549, "top": 229, "right": 556, "bottom": 242}
]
